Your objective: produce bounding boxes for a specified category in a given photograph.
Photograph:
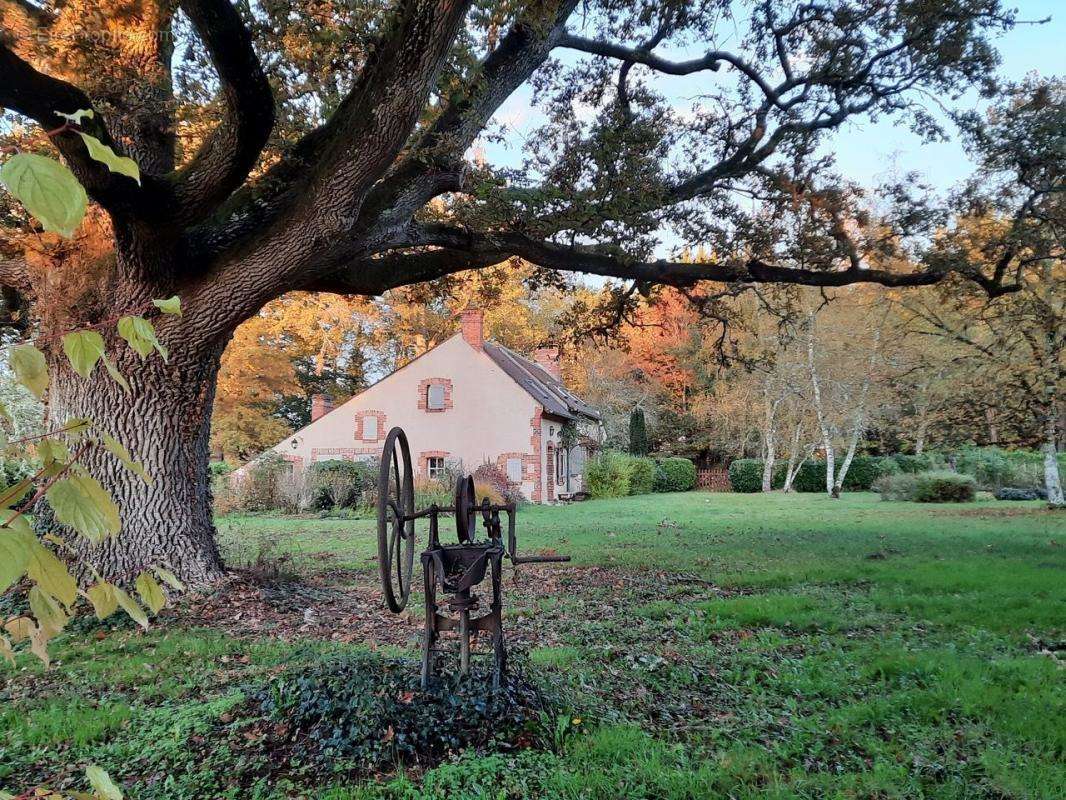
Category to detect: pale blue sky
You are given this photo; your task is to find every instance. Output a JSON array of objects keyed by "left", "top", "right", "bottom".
[{"left": 480, "top": 0, "right": 1063, "bottom": 247}]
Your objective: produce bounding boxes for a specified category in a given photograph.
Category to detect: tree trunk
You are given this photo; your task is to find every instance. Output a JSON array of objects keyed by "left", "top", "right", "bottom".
[
  {"left": 45, "top": 344, "right": 227, "bottom": 586},
  {"left": 761, "top": 382, "right": 779, "bottom": 493},
  {"left": 805, "top": 317, "right": 835, "bottom": 497}
]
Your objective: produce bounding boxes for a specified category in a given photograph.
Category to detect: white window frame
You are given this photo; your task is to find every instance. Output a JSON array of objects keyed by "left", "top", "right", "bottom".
[
  {"left": 426, "top": 457, "right": 446, "bottom": 479},
  {"left": 427, "top": 383, "right": 446, "bottom": 410}
]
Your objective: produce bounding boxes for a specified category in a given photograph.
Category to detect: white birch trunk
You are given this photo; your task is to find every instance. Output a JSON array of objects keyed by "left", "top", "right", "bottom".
[{"left": 806, "top": 317, "right": 835, "bottom": 496}]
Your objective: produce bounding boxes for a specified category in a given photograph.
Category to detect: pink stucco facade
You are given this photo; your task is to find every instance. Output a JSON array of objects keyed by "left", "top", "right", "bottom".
[{"left": 258, "top": 331, "right": 600, "bottom": 502}]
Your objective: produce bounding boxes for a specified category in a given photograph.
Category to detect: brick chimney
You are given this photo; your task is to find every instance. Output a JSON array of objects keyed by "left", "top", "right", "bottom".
[
  {"left": 459, "top": 306, "right": 485, "bottom": 350},
  {"left": 310, "top": 393, "right": 334, "bottom": 422},
  {"left": 534, "top": 347, "right": 561, "bottom": 381}
]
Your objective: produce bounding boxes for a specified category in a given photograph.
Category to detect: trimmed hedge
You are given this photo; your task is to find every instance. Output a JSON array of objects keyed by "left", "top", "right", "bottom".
[
  {"left": 727, "top": 456, "right": 899, "bottom": 493},
  {"left": 628, "top": 457, "right": 657, "bottom": 495},
  {"left": 654, "top": 457, "right": 697, "bottom": 492}
]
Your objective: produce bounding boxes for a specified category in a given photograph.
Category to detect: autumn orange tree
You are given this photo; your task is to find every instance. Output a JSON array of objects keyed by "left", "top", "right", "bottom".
[{"left": 1, "top": 0, "right": 1027, "bottom": 582}]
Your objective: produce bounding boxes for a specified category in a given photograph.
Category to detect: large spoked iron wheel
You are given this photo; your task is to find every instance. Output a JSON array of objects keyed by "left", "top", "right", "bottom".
[{"left": 378, "top": 427, "right": 415, "bottom": 612}]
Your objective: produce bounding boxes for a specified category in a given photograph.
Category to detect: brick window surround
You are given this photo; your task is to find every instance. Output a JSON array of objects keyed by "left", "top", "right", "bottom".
[
  {"left": 418, "top": 378, "right": 453, "bottom": 412},
  {"left": 420, "top": 450, "right": 450, "bottom": 478},
  {"left": 354, "top": 410, "right": 387, "bottom": 442}
]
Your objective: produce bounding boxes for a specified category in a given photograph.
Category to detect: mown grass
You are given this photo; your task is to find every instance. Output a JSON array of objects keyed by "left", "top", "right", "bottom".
[{"left": 3, "top": 492, "right": 1063, "bottom": 798}]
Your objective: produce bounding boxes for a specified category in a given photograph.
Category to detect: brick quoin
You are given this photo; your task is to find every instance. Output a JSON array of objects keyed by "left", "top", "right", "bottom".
[
  {"left": 417, "top": 377, "right": 453, "bottom": 412},
  {"left": 353, "top": 410, "right": 388, "bottom": 442},
  {"left": 529, "top": 408, "right": 543, "bottom": 502}
]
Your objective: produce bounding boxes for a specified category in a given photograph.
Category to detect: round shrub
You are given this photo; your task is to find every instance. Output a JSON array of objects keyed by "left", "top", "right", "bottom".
[
  {"left": 654, "top": 457, "right": 697, "bottom": 492},
  {"left": 728, "top": 459, "right": 763, "bottom": 493},
  {"left": 585, "top": 450, "right": 632, "bottom": 498},
  {"left": 912, "top": 471, "right": 976, "bottom": 502},
  {"left": 872, "top": 472, "right": 922, "bottom": 500},
  {"left": 627, "top": 456, "right": 657, "bottom": 495}
]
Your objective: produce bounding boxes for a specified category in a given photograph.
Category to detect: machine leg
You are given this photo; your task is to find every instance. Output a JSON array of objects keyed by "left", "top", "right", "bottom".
[
  {"left": 490, "top": 553, "right": 506, "bottom": 688},
  {"left": 459, "top": 609, "right": 471, "bottom": 676},
  {"left": 421, "top": 558, "right": 436, "bottom": 689}
]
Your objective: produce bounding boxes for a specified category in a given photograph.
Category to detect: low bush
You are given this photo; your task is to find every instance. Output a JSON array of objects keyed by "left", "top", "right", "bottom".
[
  {"left": 627, "top": 457, "right": 657, "bottom": 495},
  {"left": 414, "top": 477, "right": 453, "bottom": 508},
  {"left": 306, "top": 459, "right": 377, "bottom": 510},
  {"left": 728, "top": 459, "right": 764, "bottom": 493},
  {"left": 913, "top": 471, "right": 977, "bottom": 502},
  {"left": 953, "top": 446, "right": 1048, "bottom": 490},
  {"left": 995, "top": 486, "right": 1048, "bottom": 501},
  {"left": 255, "top": 653, "right": 558, "bottom": 770},
  {"left": 874, "top": 470, "right": 976, "bottom": 502},
  {"left": 236, "top": 453, "right": 299, "bottom": 512},
  {"left": 873, "top": 472, "right": 921, "bottom": 500},
  {"left": 654, "top": 457, "right": 697, "bottom": 492},
  {"left": 842, "top": 455, "right": 893, "bottom": 490},
  {"left": 585, "top": 450, "right": 632, "bottom": 498}
]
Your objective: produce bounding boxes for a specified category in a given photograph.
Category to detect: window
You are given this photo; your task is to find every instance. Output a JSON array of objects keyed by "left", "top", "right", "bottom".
[
  {"left": 427, "top": 383, "right": 446, "bottom": 410},
  {"left": 556, "top": 450, "right": 566, "bottom": 482},
  {"left": 426, "top": 457, "right": 445, "bottom": 479},
  {"left": 362, "top": 415, "right": 378, "bottom": 440},
  {"left": 506, "top": 458, "right": 523, "bottom": 483}
]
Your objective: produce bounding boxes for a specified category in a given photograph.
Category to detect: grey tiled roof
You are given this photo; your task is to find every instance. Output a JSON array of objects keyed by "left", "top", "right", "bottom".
[{"left": 483, "top": 341, "right": 602, "bottom": 421}]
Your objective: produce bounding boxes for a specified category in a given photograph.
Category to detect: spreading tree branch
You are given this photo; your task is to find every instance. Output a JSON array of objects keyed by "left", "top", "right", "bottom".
[{"left": 171, "top": 0, "right": 275, "bottom": 225}]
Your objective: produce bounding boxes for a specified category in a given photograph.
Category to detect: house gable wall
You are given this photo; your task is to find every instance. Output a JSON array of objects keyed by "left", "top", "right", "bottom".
[{"left": 267, "top": 335, "right": 550, "bottom": 499}]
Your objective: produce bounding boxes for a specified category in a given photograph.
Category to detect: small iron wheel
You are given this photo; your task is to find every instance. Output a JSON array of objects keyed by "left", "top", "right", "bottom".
[
  {"left": 378, "top": 427, "right": 415, "bottom": 612},
  {"left": 454, "top": 474, "right": 476, "bottom": 542}
]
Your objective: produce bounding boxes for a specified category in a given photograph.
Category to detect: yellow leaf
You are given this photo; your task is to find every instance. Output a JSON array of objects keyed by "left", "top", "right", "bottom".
[
  {"left": 84, "top": 583, "right": 119, "bottom": 620},
  {"left": 29, "top": 624, "right": 51, "bottom": 668},
  {"left": 101, "top": 356, "right": 131, "bottom": 393},
  {"left": 4, "top": 616, "right": 34, "bottom": 643},
  {"left": 9, "top": 344, "right": 48, "bottom": 399},
  {"left": 24, "top": 537, "right": 77, "bottom": 608},
  {"left": 46, "top": 474, "right": 121, "bottom": 543},
  {"left": 151, "top": 565, "right": 184, "bottom": 592},
  {"left": 112, "top": 586, "right": 149, "bottom": 629},
  {"left": 28, "top": 585, "right": 68, "bottom": 636},
  {"left": 85, "top": 765, "right": 123, "bottom": 800},
  {"left": 77, "top": 131, "right": 141, "bottom": 185},
  {"left": 0, "top": 518, "right": 32, "bottom": 592},
  {"left": 61, "top": 330, "right": 105, "bottom": 378},
  {"left": 102, "top": 433, "right": 152, "bottom": 485},
  {"left": 152, "top": 296, "right": 181, "bottom": 316},
  {"left": 117, "top": 316, "right": 166, "bottom": 361},
  {"left": 135, "top": 571, "right": 165, "bottom": 614}
]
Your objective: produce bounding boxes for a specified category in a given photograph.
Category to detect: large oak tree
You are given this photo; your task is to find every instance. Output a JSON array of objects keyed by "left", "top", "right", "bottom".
[{"left": 0, "top": 0, "right": 1026, "bottom": 582}]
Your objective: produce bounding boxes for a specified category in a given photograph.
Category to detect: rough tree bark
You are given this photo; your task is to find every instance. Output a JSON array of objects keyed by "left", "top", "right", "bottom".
[{"left": 45, "top": 339, "right": 229, "bottom": 583}]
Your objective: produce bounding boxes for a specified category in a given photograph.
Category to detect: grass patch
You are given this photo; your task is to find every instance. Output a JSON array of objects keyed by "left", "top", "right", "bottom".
[{"left": 3, "top": 492, "right": 1063, "bottom": 798}]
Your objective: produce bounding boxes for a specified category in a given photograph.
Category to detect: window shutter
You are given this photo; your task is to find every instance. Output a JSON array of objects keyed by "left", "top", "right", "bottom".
[
  {"left": 427, "top": 383, "right": 446, "bottom": 409},
  {"left": 362, "top": 415, "right": 378, "bottom": 440},
  {"left": 506, "top": 458, "right": 523, "bottom": 483}
]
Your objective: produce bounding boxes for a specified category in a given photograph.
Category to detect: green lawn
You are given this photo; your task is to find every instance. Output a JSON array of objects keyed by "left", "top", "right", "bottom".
[{"left": 3, "top": 492, "right": 1064, "bottom": 799}]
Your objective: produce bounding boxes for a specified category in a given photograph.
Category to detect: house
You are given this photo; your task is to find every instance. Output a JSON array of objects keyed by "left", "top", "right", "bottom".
[{"left": 249, "top": 308, "right": 603, "bottom": 502}]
